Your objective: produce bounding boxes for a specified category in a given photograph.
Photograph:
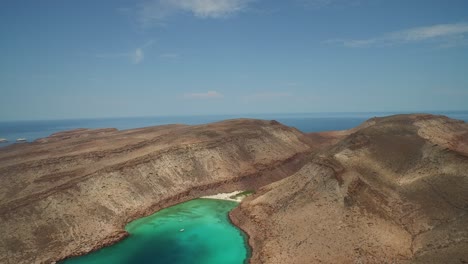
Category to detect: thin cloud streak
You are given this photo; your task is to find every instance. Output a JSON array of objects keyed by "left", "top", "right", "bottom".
[
  {"left": 183, "top": 91, "right": 224, "bottom": 99},
  {"left": 298, "top": 0, "right": 364, "bottom": 8},
  {"left": 96, "top": 40, "right": 155, "bottom": 64},
  {"left": 327, "top": 22, "right": 468, "bottom": 48},
  {"left": 139, "top": 0, "right": 253, "bottom": 26}
]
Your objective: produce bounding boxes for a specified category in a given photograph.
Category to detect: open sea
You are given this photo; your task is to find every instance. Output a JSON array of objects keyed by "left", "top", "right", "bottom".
[{"left": 1, "top": 111, "right": 467, "bottom": 147}]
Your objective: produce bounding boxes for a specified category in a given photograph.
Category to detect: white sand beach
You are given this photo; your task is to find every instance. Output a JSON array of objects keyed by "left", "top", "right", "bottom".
[{"left": 201, "top": 190, "right": 250, "bottom": 202}]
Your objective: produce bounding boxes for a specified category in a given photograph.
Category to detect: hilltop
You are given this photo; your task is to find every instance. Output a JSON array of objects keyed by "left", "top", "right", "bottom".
[
  {"left": 231, "top": 114, "right": 468, "bottom": 263},
  {"left": 1, "top": 115, "right": 467, "bottom": 263},
  {"left": 0, "top": 119, "right": 313, "bottom": 264}
]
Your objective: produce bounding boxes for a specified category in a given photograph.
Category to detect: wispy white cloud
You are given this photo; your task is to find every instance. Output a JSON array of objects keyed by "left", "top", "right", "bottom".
[
  {"left": 327, "top": 23, "right": 468, "bottom": 48},
  {"left": 298, "top": 0, "right": 338, "bottom": 8},
  {"left": 298, "top": 0, "right": 365, "bottom": 8},
  {"left": 97, "top": 40, "right": 155, "bottom": 64},
  {"left": 133, "top": 48, "right": 144, "bottom": 63},
  {"left": 139, "top": 0, "right": 253, "bottom": 26},
  {"left": 183, "top": 91, "right": 224, "bottom": 99}
]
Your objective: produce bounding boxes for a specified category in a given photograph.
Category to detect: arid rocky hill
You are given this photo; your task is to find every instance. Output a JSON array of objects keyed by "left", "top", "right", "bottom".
[
  {"left": 0, "top": 119, "right": 313, "bottom": 264},
  {"left": 2, "top": 115, "right": 467, "bottom": 264},
  {"left": 231, "top": 114, "right": 468, "bottom": 263}
]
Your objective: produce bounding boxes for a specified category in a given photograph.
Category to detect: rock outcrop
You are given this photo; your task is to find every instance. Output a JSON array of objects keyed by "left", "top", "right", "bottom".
[
  {"left": 2, "top": 114, "right": 467, "bottom": 264},
  {"left": 0, "top": 119, "right": 313, "bottom": 264},
  {"left": 231, "top": 114, "right": 468, "bottom": 263}
]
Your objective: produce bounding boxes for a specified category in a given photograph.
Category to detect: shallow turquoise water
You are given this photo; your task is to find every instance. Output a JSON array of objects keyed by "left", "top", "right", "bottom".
[{"left": 62, "top": 199, "right": 249, "bottom": 264}]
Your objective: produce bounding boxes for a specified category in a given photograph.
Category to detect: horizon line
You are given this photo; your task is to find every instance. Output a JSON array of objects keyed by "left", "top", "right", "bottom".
[{"left": 1, "top": 110, "right": 468, "bottom": 122}]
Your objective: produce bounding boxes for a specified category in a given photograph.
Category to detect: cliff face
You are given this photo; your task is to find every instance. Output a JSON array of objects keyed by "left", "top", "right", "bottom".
[
  {"left": 2, "top": 115, "right": 467, "bottom": 264},
  {"left": 231, "top": 114, "right": 468, "bottom": 263},
  {"left": 0, "top": 119, "right": 313, "bottom": 264}
]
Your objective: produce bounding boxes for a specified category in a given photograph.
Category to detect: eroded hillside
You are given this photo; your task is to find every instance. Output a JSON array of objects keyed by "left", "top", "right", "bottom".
[
  {"left": 2, "top": 115, "right": 467, "bottom": 264},
  {"left": 0, "top": 119, "right": 313, "bottom": 264},
  {"left": 231, "top": 114, "right": 468, "bottom": 263}
]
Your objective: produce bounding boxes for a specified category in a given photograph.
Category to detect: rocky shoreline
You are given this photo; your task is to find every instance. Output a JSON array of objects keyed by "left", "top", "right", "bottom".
[
  {"left": 1, "top": 115, "right": 467, "bottom": 263},
  {"left": 56, "top": 167, "right": 292, "bottom": 263},
  {"left": 0, "top": 119, "right": 315, "bottom": 264}
]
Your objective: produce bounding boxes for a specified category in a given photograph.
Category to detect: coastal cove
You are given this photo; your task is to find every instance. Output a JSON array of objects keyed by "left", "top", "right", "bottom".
[{"left": 62, "top": 198, "right": 251, "bottom": 264}]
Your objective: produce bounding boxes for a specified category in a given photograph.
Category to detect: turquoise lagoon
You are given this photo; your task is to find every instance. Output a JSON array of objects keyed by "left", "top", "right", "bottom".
[{"left": 63, "top": 199, "right": 250, "bottom": 264}]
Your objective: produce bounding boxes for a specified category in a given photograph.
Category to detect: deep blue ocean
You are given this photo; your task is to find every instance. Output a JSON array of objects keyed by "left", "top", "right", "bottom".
[{"left": 1, "top": 111, "right": 467, "bottom": 147}]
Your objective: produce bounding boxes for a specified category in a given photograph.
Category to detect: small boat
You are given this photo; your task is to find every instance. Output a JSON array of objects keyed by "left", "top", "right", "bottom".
[
  {"left": 0, "top": 138, "right": 7, "bottom": 143},
  {"left": 16, "top": 138, "right": 27, "bottom": 143},
  {"left": 179, "top": 229, "right": 185, "bottom": 232}
]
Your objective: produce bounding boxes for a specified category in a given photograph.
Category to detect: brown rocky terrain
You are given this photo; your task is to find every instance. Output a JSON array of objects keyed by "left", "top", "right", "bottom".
[
  {"left": 0, "top": 119, "right": 314, "bottom": 264},
  {"left": 231, "top": 114, "right": 468, "bottom": 263},
  {"left": 1, "top": 114, "right": 467, "bottom": 264}
]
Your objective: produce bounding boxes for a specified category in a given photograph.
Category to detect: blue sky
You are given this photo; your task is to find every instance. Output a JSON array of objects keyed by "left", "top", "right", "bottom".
[{"left": 1, "top": 0, "right": 468, "bottom": 120}]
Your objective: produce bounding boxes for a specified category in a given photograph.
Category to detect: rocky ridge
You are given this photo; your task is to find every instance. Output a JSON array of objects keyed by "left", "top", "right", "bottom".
[
  {"left": 0, "top": 119, "right": 312, "bottom": 264},
  {"left": 1, "top": 115, "right": 467, "bottom": 264},
  {"left": 231, "top": 114, "right": 468, "bottom": 263}
]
